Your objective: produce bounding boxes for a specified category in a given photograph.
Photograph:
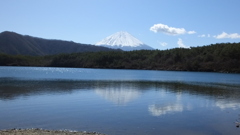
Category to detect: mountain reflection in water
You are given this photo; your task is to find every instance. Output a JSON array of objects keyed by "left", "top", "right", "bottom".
[
  {"left": 1, "top": 79, "right": 240, "bottom": 110},
  {"left": 95, "top": 88, "right": 140, "bottom": 105},
  {"left": 1, "top": 78, "right": 240, "bottom": 135}
]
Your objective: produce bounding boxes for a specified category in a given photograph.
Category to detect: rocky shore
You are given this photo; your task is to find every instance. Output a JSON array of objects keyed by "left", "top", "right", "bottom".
[{"left": 0, "top": 128, "right": 105, "bottom": 135}]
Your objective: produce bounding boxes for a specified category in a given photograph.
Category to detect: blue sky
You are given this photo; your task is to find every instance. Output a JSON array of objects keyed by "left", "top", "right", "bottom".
[{"left": 1, "top": 0, "right": 240, "bottom": 49}]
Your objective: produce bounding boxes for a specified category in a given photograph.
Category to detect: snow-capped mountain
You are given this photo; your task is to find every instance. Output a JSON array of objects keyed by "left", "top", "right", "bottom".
[{"left": 95, "top": 31, "right": 154, "bottom": 51}]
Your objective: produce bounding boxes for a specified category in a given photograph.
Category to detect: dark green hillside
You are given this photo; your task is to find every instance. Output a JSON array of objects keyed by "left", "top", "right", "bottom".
[
  {"left": 49, "top": 42, "right": 240, "bottom": 73},
  {"left": 1, "top": 42, "right": 240, "bottom": 73},
  {"left": 0, "top": 53, "right": 52, "bottom": 66},
  {"left": 0, "top": 31, "right": 118, "bottom": 56}
]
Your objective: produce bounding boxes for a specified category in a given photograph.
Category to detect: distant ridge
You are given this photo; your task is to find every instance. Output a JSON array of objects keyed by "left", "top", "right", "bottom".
[
  {"left": 0, "top": 31, "right": 118, "bottom": 56},
  {"left": 96, "top": 31, "right": 154, "bottom": 51}
]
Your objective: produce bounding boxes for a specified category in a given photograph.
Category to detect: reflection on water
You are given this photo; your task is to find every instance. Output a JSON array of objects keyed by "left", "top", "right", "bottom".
[
  {"left": 148, "top": 103, "right": 184, "bottom": 116},
  {"left": 1, "top": 79, "right": 240, "bottom": 110},
  {"left": 216, "top": 100, "right": 240, "bottom": 110},
  {"left": 148, "top": 91, "right": 185, "bottom": 116},
  {"left": 95, "top": 89, "right": 140, "bottom": 105},
  {"left": 94, "top": 82, "right": 142, "bottom": 105},
  {"left": 1, "top": 78, "right": 240, "bottom": 134}
]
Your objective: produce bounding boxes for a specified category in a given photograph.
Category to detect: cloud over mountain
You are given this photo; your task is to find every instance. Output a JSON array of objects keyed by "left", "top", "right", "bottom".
[
  {"left": 177, "top": 38, "right": 190, "bottom": 48},
  {"left": 214, "top": 32, "right": 240, "bottom": 39},
  {"left": 150, "top": 23, "right": 196, "bottom": 35},
  {"left": 158, "top": 41, "right": 168, "bottom": 46}
]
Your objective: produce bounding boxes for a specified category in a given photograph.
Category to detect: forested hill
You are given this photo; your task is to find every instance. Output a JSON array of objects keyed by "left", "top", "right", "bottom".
[
  {"left": 0, "top": 31, "right": 118, "bottom": 56},
  {"left": 0, "top": 42, "right": 240, "bottom": 73}
]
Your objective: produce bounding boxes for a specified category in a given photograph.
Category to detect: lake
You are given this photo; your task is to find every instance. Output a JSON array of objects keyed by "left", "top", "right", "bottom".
[{"left": 0, "top": 66, "right": 240, "bottom": 135}]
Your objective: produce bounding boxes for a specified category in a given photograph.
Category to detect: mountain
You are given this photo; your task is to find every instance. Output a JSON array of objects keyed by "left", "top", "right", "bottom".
[
  {"left": 0, "top": 31, "right": 118, "bottom": 56},
  {"left": 95, "top": 31, "right": 154, "bottom": 51}
]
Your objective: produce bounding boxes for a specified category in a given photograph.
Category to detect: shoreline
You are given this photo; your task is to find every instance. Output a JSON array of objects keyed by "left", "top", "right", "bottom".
[{"left": 0, "top": 128, "right": 106, "bottom": 135}]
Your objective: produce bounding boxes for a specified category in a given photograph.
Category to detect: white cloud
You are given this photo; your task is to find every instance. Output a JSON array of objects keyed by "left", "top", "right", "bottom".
[
  {"left": 158, "top": 41, "right": 168, "bottom": 46},
  {"left": 177, "top": 38, "right": 190, "bottom": 48},
  {"left": 198, "top": 34, "right": 206, "bottom": 37},
  {"left": 214, "top": 32, "right": 240, "bottom": 39},
  {"left": 150, "top": 23, "right": 196, "bottom": 35},
  {"left": 188, "top": 31, "right": 196, "bottom": 34},
  {"left": 198, "top": 34, "right": 211, "bottom": 38}
]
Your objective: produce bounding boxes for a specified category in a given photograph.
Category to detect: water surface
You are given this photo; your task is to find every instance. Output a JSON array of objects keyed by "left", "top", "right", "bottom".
[{"left": 0, "top": 66, "right": 240, "bottom": 135}]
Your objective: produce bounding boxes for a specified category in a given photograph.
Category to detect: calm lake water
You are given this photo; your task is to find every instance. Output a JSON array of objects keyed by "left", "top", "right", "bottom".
[{"left": 0, "top": 66, "right": 240, "bottom": 135}]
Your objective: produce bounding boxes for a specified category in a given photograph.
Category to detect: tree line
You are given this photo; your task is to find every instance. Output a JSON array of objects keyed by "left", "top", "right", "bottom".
[{"left": 1, "top": 42, "right": 240, "bottom": 73}]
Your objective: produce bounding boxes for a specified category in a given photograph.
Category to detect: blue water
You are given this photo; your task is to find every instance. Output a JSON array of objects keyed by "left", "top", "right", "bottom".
[
  {"left": 1, "top": 66, "right": 240, "bottom": 84},
  {"left": 0, "top": 66, "right": 240, "bottom": 135}
]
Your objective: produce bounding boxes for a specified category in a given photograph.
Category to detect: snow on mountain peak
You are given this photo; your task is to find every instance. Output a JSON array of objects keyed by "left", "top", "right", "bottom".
[{"left": 96, "top": 31, "right": 144, "bottom": 47}]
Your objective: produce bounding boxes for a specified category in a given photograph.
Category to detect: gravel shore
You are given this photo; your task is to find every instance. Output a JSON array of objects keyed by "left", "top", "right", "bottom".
[{"left": 0, "top": 129, "right": 106, "bottom": 135}]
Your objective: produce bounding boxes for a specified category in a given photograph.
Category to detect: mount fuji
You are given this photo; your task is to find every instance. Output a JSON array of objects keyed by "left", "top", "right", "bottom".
[{"left": 95, "top": 31, "right": 154, "bottom": 51}]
